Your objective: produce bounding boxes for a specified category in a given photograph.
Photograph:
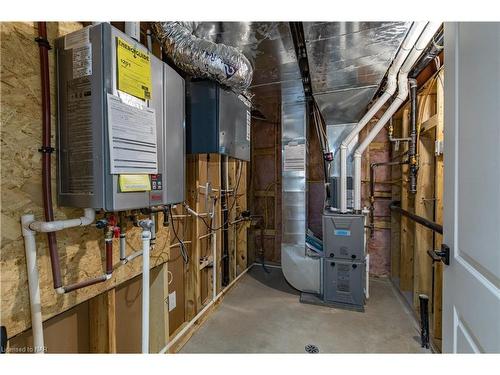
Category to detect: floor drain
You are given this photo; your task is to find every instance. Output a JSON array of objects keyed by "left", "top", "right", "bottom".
[{"left": 305, "top": 344, "right": 319, "bottom": 353}]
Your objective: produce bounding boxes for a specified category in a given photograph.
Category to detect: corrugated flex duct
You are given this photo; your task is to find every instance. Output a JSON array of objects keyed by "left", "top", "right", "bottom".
[{"left": 151, "top": 22, "right": 253, "bottom": 93}]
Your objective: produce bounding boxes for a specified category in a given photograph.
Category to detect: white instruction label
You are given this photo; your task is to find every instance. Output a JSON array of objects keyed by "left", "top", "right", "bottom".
[
  {"left": 283, "top": 142, "right": 305, "bottom": 171},
  {"left": 246, "top": 110, "right": 251, "bottom": 141},
  {"left": 168, "top": 291, "right": 176, "bottom": 312},
  {"left": 107, "top": 93, "right": 158, "bottom": 174},
  {"left": 65, "top": 27, "right": 90, "bottom": 50},
  {"left": 72, "top": 44, "right": 92, "bottom": 79}
]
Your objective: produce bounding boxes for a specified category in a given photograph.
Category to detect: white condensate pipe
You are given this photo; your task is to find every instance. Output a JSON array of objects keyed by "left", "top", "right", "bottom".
[
  {"left": 125, "top": 22, "right": 141, "bottom": 42},
  {"left": 212, "top": 230, "right": 217, "bottom": 300},
  {"left": 140, "top": 221, "right": 152, "bottom": 354},
  {"left": 119, "top": 232, "right": 127, "bottom": 263},
  {"left": 21, "top": 214, "right": 45, "bottom": 353},
  {"left": 352, "top": 22, "right": 442, "bottom": 211},
  {"left": 28, "top": 208, "right": 95, "bottom": 233},
  {"left": 339, "top": 22, "right": 428, "bottom": 212}
]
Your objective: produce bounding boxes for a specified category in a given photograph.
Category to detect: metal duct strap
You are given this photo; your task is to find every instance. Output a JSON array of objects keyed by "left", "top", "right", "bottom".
[{"left": 152, "top": 22, "right": 253, "bottom": 93}]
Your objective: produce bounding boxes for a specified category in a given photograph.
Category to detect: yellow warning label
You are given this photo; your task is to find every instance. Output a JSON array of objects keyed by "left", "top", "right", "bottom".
[
  {"left": 116, "top": 37, "right": 152, "bottom": 100},
  {"left": 119, "top": 174, "right": 151, "bottom": 192}
]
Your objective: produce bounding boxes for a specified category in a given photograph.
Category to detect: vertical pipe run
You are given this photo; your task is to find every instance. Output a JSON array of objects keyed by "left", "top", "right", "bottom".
[
  {"left": 125, "top": 22, "right": 141, "bottom": 42},
  {"left": 105, "top": 239, "right": 113, "bottom": 275},
  {"left": 212, "top": 230, "right": 217, "bottom": 301},
  {"left": 419, "top": 294, "right": 430, "bottom": 348},
  {"left": 141, "top": 227, "right": 151, "bottom": 354},
  {"left": 409, "top": 78, "right": 418, "bottom": 193},
  {"left": 221, "top": 155, "right": 229, "bottom": 287},
  {"left": 21, "top": 214, "right": 45, "bottom": 353},
  {"left": 352, "top": 22, "right": 442, "bottom": 211},
  {"left": 339, "top": 22, "right": 428, "bottom": 212},
  {"left": 119, "top": 213, "right": 127, "bottom": 262},
  {"left": 36, "top": 22, "right": 61, "bottom": 290}
]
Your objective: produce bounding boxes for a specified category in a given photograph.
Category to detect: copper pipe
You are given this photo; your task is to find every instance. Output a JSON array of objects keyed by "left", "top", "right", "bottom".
[
  {"left": 36, "top": 22, "right": 62, "bottom": 289},
  {"left": 63, "top": 274, "right": 108, "bottom": 293},
  {"left": 105, "top": 239, "right": 113, "bottom": 275}
]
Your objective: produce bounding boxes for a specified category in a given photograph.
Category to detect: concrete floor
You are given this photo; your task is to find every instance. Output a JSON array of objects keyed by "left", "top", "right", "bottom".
[{"left": 181, "top": 266, "right": 429, "bottom": 353}]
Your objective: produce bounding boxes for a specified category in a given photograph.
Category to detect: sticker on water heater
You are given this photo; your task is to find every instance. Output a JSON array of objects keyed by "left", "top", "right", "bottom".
[
  {"left": 72, "top": 44, "right": 92, "bottom": 79},
  {"left": 334, "top": 229, "right": 351, "bottom": 237},
  {"left": 107, "top": 94, "right": 158, "bottom": 175},
  {"left": 65, "top": 26, "right": 90, "bottom": 50},
  {"left": 116, "top": 37, "right": 152, "bottom": 100}
]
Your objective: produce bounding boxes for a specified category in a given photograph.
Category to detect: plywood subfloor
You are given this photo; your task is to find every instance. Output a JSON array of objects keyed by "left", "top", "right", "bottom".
[{"left": 180, "top": 267, "right": 429, "bottom": 353}]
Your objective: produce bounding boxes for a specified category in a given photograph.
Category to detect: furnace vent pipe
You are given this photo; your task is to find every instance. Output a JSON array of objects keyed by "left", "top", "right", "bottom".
[
  {"left": 151, "top": 22, "right": 253, "bottom": 93},
  {"left": 352, "top": 22, "right": 442, "bottom": 212},
  {"left": 338, "top": 22, "right": 427, "bottom": 212},
  {"left": 125, "top": 22, "right": 140, "bottom": 42}
]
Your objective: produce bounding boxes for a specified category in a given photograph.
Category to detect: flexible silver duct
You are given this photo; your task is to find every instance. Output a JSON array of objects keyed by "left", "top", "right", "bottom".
[{"left": 152, "top": 22, "right": 253, "bottom": 93}]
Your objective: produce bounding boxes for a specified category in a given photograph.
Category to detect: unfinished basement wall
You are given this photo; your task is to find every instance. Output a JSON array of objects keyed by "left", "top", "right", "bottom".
[
  {"left": 1, "top": 22, "right": 249, "bottom": 353},
  {"left": 0, "top": 22, "right": 172, "bottom": 344},
  {"left": 359, "top": 111, "right": 393, "bottom": 277},
  {"left": 250, "top": 117, "right": 282, "bottom": 264},
  {"left": 390, "top": 69, "right": 444, "bottom": 351}
]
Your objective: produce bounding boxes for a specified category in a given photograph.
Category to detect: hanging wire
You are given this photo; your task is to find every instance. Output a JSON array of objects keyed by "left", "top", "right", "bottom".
[{"left": 169, "top": 206, "right": 189, "bottom": 264}]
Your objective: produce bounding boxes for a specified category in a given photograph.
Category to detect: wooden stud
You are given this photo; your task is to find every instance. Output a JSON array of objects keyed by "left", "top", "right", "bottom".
[
  {"left": 236, "top": 162, "right": 248, "bottom": 275},
  {"left": 399, "top": 108, "right": 415, "bottom": 292},
  {"left": 412, "top": 79, "right": 437, "bottom": 309},
  {"left": 89, "top": 289, "right": 116, "bottom": 353},
  {"left": 432, "top": 70, "right": 445, "bottom": 350}
]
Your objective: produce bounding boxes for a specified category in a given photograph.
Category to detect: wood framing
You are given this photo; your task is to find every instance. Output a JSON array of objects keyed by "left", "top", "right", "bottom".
[{"left": 390, "top": 68, "right": 445, "bottom": 352}]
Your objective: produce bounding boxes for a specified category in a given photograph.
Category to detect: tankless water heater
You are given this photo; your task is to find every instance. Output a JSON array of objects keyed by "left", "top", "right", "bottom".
[{"left": 56, "top": 23, "right": 185, "bottom": 211}]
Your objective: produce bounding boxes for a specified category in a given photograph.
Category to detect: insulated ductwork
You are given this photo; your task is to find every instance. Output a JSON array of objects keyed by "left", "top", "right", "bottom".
[{"left": 151, "top": 22, "right": 253, "bottom": 93}]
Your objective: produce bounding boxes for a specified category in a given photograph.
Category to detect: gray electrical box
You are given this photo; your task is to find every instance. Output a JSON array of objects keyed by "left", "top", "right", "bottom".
[
  {"left": 323, "top": 259, "right": 365, "bottom": 309},
  {"left": 186, "top": 80, "right": 251, "bottom": 161},
  {"left": 56, "top": 23, "right": 185, "bottom": 211},
  {"left": 323, "top": 212, "right": 365, "bottom": 260}
]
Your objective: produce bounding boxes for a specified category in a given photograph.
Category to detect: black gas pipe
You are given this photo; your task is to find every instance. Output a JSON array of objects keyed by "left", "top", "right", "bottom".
[
  {"left": 408, "top": 78, "right": 418, "bottom": 193},
  {"left": 389, "top": 201, "right": 443, "bottom": 234}
]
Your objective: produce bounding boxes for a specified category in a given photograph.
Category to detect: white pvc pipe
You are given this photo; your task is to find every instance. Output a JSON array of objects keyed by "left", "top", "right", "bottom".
[
  {"left": 339, "top": 22, "right": 428, "bottom": 212},
  {"left": 124, "top": 250, "right": 143, "bottom": 264},
  {"left": 21, "top": 214, "right": 45, "bottom": 354},
  {"left": 352, "top": 22, "right": 442, "bottom": 211},
  {"left": 141, "top": 229, "right": 151, "bottom": 354},
  {"left": 125, "top": 22, "right": 140, "bottom": 42},
  {"left": 119, "top": 233, "right": 126, "bottom": 262},
  {"left": 212, "top": 231, "right": 217, "bottom": 300},
  {"left": 28, "top": 208, "right": 95, "bottom": 233}
]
